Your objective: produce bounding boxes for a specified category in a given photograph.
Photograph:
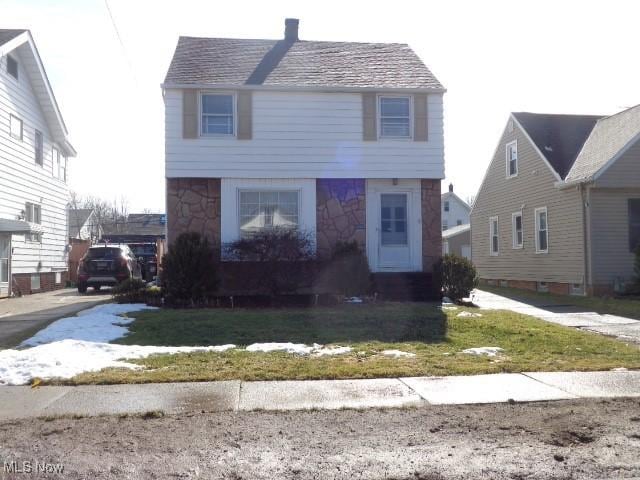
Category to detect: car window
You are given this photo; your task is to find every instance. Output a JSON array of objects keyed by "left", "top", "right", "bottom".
[{"left": 86, "top": 247, "right": 123, "bottom": 259}]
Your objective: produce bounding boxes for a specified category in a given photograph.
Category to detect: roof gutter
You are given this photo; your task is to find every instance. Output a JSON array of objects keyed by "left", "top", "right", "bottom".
[
  {"left": 160, "top": 83, "right": 447, "bottom": 94},
  {"left": 555, "top": 177, "right": 592, "bottom": 190}
]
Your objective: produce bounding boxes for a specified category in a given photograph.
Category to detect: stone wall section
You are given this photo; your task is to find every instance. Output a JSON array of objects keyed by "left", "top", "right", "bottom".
[
  {"left": 166, "top": 178, "right": 221, "bottom": 259},
  {"left": 421, "top": 179, "right": 442, "bottom": 273},
  {"left": 316, "top": 179, "right": 366, "bottom": 259}
]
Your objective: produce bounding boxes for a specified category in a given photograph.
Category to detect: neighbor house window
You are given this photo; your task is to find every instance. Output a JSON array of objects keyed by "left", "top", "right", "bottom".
[
  {"left": 201, "top": 93, "right": 234, "bottom": 135},
  {"left": 490, "top": 216, "right": 499, "bottom": 255},
  {"left": 512, "top": 212, "right": 523, "bottom": 249},
  {"left": 6, "top": 55, "right": 18, "bottom": 80},
  {"left": 52, "top": 146, "right": 60, "bottom": 178},
  {"left": 457, "top": 219, "right": 463, "bottom": 226},
  {"left": 535, "top": 207, "right": 548, "bottom": 253},
  {"left": 629, "top": 199, "right": 640, "bottom": 252},
  {"left": 239, "top": 190, "right": 299, "bottom": 236},
  {"left": 35, "top": 130, "right": 43, "bottom": 165},
  {"left": 24, "top": 202, "right": 42, "bottom": 242},
  {"left": 442, "top": 220, "right": 448, "bottom": 231},
  {"left": 506, "top": 140, "right": 518, "bottom": 177},
  {"left": 9, "top": 114, "right": 22, "bottom": 140},
  {"left": 379, "top": 96, "right": 411, "bottom": 138},
  {"left": 60, "top": 155, "right": 67, "bottom": 182},
  {"left": 444, "top": 201, "right": 450, "bottom": 212}
]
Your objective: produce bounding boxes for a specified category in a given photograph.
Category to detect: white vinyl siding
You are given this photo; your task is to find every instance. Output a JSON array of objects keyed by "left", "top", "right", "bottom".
[
  {"left": 0, "top": 50, "right": 69, "bottom": 275},
  {"left": 378, "top": 96, "right": 411, "bottom": 139},
  {"left": 506, "top": 140, "right": 517, "bottom": 177},
  {"left": 489, "top": 216, "right": 499, "bottom": 255},
  {"left": 534, "top": 207, "right": 548, "bottom": 253},
  {"left": 512, "top": 212, "right": 523, "bottom": 249},
  {"left": 165, "top": 89, "right": 444, "bottom": 179}
]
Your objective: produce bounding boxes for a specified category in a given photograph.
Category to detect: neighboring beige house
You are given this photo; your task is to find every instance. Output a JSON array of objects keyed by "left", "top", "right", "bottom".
[
  {"left": 471, "top": 105, "right": 640, "bottom": 296},
  {"left": 163, "top": 19, "right": 445, "bottom": 298},
  {"left": 441, "top": 183, "right": 470, "bottom": 231},
  {"left": 443, "top": 223, "right": 470, "bottom": 259}
]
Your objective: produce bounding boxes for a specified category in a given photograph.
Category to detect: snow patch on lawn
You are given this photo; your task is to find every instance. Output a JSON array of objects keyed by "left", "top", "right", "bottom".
[
  {"left": 0, "top": 340, "right": 236, "bottom": 386},
  {"left": 245, "top": 343, "right": 352, "bottom": 356},
  {"left": 457, "top": 311, "right": 483, "bottom": 318},
  {"left": 381, "top": 349, "right": 416, "bottom": 358},
  {"left": 461, "top": 347, "right": 504, "bottom": 357},
  {"left": 21, "top": 303, "right": 158, "bottom": 346}
]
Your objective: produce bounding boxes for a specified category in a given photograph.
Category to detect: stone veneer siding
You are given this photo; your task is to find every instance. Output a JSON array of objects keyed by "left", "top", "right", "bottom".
[
  {"left": 166, "top": 178, "right": 221, "bottom": 259},
  {"left": 316, "top": 179, "right": 366, "bottom": 259},
  {"left": 421, "top": 179, "right": 442, "bottom": 273}
]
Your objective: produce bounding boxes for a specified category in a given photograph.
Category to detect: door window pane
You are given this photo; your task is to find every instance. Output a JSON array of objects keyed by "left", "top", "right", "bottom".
[{"left": 380, "top": 194, "right": 408, "bottom": 245}]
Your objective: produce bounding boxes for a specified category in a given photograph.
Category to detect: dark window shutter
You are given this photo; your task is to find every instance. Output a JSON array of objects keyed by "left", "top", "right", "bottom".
[
  {"left": 237, "top": 91, "right": 252, "bottom": 140},
  {"left": 182, "top": 89, "right": 198, "bottom": 139},
  {"left": 362, "top": 93, "right": 377, "bottom": 141},
  {"left": 413, "top": 94, "right": 428, "bottom": 141}
]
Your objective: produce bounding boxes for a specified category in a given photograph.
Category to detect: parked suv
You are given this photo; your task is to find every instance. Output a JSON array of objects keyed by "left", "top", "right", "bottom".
[{"left": 77, "top": 244, "right": 142, "bottom": 293}]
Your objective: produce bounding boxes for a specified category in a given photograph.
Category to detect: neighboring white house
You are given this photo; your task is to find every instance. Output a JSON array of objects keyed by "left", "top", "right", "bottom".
[
  {"left": 442, "top": 223, "right": 471, "bottom": 259},
  {"left": 163, "top": 19, "right": 445, "bottom": 298},
  {"left": 0, "top": 30, "right": 76, "bottom": 297},
  {"left": 68, "top": 208, "right": 101, "bottom": 242},
  {"left": 441, "top": 183, "right": 471, "bottom": 231}
]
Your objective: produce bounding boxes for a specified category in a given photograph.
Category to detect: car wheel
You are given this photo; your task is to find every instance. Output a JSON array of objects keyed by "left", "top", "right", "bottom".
[
  {"left": 94, "top": 285, "right": 101, "bottom": 292},
  {"left": 78, "top": 283, "right": 87, "bottom": 294}
]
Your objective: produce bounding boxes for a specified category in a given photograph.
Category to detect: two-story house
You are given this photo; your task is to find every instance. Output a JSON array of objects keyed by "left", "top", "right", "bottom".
[
  {"left": 0, "top": 30, "right": 75, "bottom": 297},
  {"left": 441, "top": 183, "right": 470, "bottom": 231},
  {"left": 471, "top": 106, "right": 640, "bottom": 296},
  {"left": 163, "top": 19, "right": 445, "bottom": 296}
]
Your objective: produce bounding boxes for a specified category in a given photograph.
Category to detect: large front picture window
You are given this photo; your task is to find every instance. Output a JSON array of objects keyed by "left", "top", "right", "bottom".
[
  {"left": 239, "top": 190, "right": 299, "bottom": 236},
  {"left": 201, "top": 94, "right": 234, "bottom": 135}
]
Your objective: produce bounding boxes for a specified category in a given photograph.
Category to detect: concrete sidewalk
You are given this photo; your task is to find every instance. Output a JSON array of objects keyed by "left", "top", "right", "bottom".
[
  {"left": 0, "top": 288, "right": 110, "bottom": 348},
  {"left": 472, "top": 289, "right": 640, "bottom": 344},
  {"left": 1, "top": 370, "right": 639, "bottom": 420}
]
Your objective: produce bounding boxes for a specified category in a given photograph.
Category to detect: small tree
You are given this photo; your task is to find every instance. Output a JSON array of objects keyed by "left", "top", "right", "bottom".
[
  {"left": 434, "top": 254, "right": 478, "bottom": 302},
  {"left": 324, "top": 241, "right": 371, "bottom": 297},
  {"left": 224, "top": 229, "right": 314, "bottom": 296},
  {"left": 161, "top": 232, "right": 219, "bottom": 307}
]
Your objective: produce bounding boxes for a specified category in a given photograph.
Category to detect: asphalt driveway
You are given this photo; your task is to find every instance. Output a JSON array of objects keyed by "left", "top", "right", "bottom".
[{"left": 0, "top": 288, "right": 110, "bottom": 348}]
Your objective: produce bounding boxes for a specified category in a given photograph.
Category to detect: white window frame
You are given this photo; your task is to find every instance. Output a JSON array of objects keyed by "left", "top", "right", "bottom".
[
  {"left": 444, "top": 200, "right": 449, "bottom": 212},
  {"left": 24, "top": 202, "right": 42, "bottom": 243},
  {"left": 9, "top": 114, "right": 22, "bottom": 140},
  {"left": 237, "top": 189, "right": 301, "bottom": 237},
  {"left": 60, "top": 155, "right": 67, "bottom": 182},
  {"left": 199, "top": 91, "right": 236, "bottom": 137},
  {"left": 52, "top": 146, "right": 60, "bottom": 178},
  {"left": 34, "top": 130, "right": 43, "bottom": 166},
  {"left": 489, "top": 216, "right": 499, "bottom": 256},
  {"left": 534, "top": 207, "right": 549, "bottom": 254},
  {"left": 511, "top": 211, "right": 523, "bottom": 249},
  {"left": 6, "top": 55, "right": 18, "bottom": 80},
  {"left": 506, "top": 140, "right": 518, "bottom": 178},
  {"left": 377, "top": 95, "right": 412, "bottom": 140}
]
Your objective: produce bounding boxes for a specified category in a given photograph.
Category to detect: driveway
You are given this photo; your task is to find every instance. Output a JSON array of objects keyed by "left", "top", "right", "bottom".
[
  {"left": 473, "top": 289, "right": 640, "bottom": 345},
  {"left": 0, "top": 288, "right": 111, "bottom": 348}
]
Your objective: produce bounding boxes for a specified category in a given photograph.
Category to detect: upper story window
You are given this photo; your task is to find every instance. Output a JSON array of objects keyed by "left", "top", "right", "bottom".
[
  {"left": 444, "top": 201, "right": 450, "bottom": 212},
  {"left": 628, "top": 199, "right": 640, "bottom": 252},
  {"left": 534, "top": 207, "right": 548, "bottom": 253},
  {"left": 506, "top": 140, "right": 518, "bottom": 177},
  {"left": 201, "top": 94, "right": 234, "bottom": 136},
  {"left": 6, "top": 55, "right": 18, "bottom": 80},
  {"left": 9, "top": 114, "right": 22, "bottom": 140},
  {"left": 60, "top": 155, "right": 67, "bottom": 182},
  {"left": 490, "top": 216, "right": 499, "bottom": 255},
  {"left": 35, "top": 130, "right": 43, "bottom": 166},
  {"left": 25, "top": 202, "right": 42, "bottom": 242},
  {"left": 512, "top": 212, "right": 523, "bottom": 249},
  {"left": 52, "top": 146, "right": 60, "bottom": 178},
  {"left": 239, "top": 190, "right": 299, "bottom": 237},
  {"left": 379, "top": 96, "right": 411, "bottom": 138}
]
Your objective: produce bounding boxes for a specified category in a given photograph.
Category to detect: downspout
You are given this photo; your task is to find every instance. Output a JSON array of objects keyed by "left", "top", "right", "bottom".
[{"left": 580, "top": 183, "right": 591, "bottom": 294}]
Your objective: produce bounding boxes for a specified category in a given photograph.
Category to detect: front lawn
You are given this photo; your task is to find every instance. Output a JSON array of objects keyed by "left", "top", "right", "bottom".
[
  {"left": 481, "top": 285, "right": 640, "bottom": 320},
  {"left": 66, "top": 303, "right": 640, "bottom": 385}
]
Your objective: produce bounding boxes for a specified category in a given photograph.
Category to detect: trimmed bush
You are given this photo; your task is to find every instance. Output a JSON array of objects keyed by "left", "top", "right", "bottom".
[
  {"left": 223, "top": 229, "right": 314, "bottom": 296},
  {"left": 111, "top": 278, "right": 161, "bottom": 305},
  {"left": 323, "top": 241, "right": 372, "bottom": 297},
  {"left": 161, "top": 232, "right": 219, "bottom": 307},
  {"left": 434, "top": 254, "right": 479, "bottom": 302}
]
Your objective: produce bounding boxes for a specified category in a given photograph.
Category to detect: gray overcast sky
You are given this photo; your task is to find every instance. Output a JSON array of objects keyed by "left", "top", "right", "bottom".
[{"left": 3, "top": 0, "right": 639, "bottom": 212}]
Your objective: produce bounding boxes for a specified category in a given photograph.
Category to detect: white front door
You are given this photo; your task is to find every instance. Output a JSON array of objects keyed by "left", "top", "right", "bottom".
[
  {"left": 366, "top": 179, "right": 422, "bottom": 272},
  {"left": 0, "top": 235, "right": 10, "bottom": 298}
]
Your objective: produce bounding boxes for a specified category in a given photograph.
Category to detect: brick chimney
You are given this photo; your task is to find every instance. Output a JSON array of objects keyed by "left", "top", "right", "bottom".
[
  {"left": 284, "top": 18, "right": 299, "bottom": 42},
  {"left": 449, "top": 183, "right": 454, "bottom": 193}
]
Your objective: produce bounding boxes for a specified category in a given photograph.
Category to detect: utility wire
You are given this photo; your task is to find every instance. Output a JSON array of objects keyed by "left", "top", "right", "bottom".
[{"left": 104, "top": 0, "right": 138, "bottom": 86}]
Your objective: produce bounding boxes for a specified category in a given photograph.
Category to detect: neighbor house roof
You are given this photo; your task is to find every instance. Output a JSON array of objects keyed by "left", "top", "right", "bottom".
[
  {"left": 565, "top": 103, "right": 640, "bottom": 183},
  {"left": 102, "top": 214, "right": 166, "bottom": 237},
  {"left": 441, "top": 191, "right": 471, "bottom": 212},
  {"left": 68, "top": 208, "right": 94, "bottom": 237},
  {"left": 442, "top": 223, "right": 470, "bottom": 239},
  {"left": 164, "top": 36, "right": 443, "bottom": 91},
  {"left": 0, "top": 29, "right": 75, "bottom": 156},
  {"left": 513, "top": 112, "right": 603, "bottom": 180}
]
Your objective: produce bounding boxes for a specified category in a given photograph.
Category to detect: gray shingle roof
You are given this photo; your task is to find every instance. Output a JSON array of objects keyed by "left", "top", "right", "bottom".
[
  {"left": 164, "top": 36, "right": 443, "bottom": 90},
  {"left": 0, "top": 29, "right": 26, "bottom": 46},
  {"left": 565, "top": 104, "right": 640, "bottom": 183},
  {"left": 442, "top": 223, "right": 470, "bottom": 239},
  {"left": 513, "top": 112, "right": 603, "bottom": 179}
]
